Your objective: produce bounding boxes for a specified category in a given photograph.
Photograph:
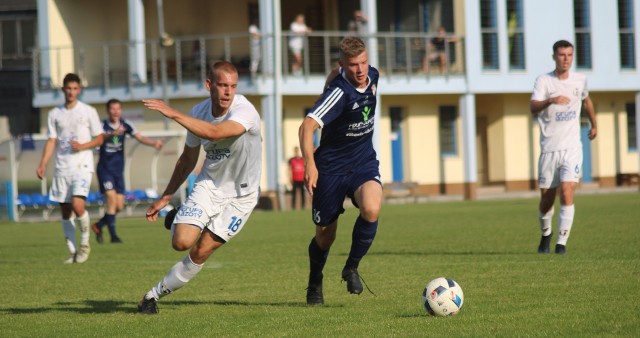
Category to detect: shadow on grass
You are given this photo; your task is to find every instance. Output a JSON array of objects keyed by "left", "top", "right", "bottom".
[
  {"left": 0, "top": 298, "right": 342, "bottom": 315},
  {"left": 341, "top": 250, "right": 528, "bottom": 256}
]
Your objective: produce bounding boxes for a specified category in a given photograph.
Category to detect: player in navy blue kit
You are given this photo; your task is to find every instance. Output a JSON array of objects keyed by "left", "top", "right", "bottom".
[
  {"left": 93, "top": 99, "right": 163, "bottom": 243},
  {"left": 299, "top": 36, "right": 382, "bottom": 305}
]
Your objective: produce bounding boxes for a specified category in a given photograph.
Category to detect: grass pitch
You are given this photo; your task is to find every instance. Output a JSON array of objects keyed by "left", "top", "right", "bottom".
[{"left": 0, "top": 192, "right": 638, "bottom": 337}]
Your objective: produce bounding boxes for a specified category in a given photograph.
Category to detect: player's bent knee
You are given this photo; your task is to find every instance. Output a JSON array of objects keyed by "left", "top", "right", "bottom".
[
  {"left": 171, "top": 236, "right": 197, "bottom": 251},
  {"left": 360, "top": 205, "right": 381, "bottom": 222}
]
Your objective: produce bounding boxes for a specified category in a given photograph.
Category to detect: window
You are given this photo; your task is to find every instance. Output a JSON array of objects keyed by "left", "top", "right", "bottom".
[
  {"left": 0, "top": 15, "right": 36, "bottom": 70},
  {"left": 480, "top": 0, "right": 499, "bottom": 70},
  {"left": 507, "top": 0, "right": 525, "bottom": 70},
  {"left": 618, "top": 0, "right": 636, "bottom": 69},
  {"left": 627, "top": 103, "right": 637, "bottom": 152},
  {"left": 573, "top": 0, "right": 592, "bottom": 69},
  {"left": 439, "top": 106, "right": 457, "bottom": 155}
]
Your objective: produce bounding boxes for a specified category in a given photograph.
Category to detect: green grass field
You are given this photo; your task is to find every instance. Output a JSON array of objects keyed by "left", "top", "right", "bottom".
[{"left": 1, "top": 193, "right": 639, "bottom": 337}]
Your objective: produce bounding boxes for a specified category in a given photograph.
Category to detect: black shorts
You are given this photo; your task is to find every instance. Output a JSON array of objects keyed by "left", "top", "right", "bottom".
[
  {"left": 97, "top": 167, "right": 126, "bottom": 194},
  {"left": 311, "top": 161, "right": 381, "bottom": 226}
]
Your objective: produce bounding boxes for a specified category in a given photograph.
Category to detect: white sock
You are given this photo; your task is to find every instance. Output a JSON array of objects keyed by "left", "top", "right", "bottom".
[
  {"left": 146, "top": 255, "right": 203, "bottom": 301},
  {"left": 538, "top": 207, "right": 554, "bottom": 236},
  {"left": 62, "top": 219, "right": 77, "bottom": 254},
  {"left": 557, "top": 205, "right": 575, "bottom": 245},
  {"left": 75, "top": 211, "right": 91, "bottom": 247}
]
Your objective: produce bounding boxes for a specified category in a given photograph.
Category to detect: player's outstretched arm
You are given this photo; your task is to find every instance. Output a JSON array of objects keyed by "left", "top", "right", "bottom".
[
  {"left": 134, "top": 132, "right": 164, "bottom": 150},
  {"left": 143, "top": 99, "right": 245, "bottom": 141}
]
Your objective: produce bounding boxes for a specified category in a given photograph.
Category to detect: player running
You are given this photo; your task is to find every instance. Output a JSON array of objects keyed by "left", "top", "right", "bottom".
[
  {"left": 137, "top": 61, "right": 262, "bottom": 314},
  {"left": 299, "top": 36, "right": 383, "bottom": 304},
  {"left": 93, "top": 98, "right": 163, "bottom": 244}
]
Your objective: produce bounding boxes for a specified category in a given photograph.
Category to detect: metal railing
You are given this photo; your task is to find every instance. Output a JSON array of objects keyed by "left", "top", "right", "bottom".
[{"left": 31, "top": 31, "right": 466, "bottom": 92}]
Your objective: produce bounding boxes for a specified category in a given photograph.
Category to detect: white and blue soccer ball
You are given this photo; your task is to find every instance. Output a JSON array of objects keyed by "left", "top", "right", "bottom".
[{"left": 422, "top": 277, "right": 464, "bottom": 316}]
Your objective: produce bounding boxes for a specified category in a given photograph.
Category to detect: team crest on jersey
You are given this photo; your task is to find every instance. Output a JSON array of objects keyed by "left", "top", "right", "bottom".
[{"left": 371, "top": 84, "right": 376, "bottom": 95}]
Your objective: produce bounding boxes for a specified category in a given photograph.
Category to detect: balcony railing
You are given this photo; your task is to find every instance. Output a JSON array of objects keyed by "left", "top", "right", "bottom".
[{"left": 32, "top": 31, "right": 465, "bottom": 92}]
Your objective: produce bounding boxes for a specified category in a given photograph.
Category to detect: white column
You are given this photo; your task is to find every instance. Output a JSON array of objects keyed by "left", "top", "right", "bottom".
[
  {"left": 36, "top": 0, "right": 51, "bottom": 86},
  {"left": 461, "top": 93, "right": 477, "bottom": 199},
  {"left": 128, "top": 0, "right": 147, "bottom": 82},
  {"left": 496, "top": 0, "right": 508, "bottom": 74},
  {"left": 362, "top": 0, "right": 381, "bottom": 157},
  {"left": 261, "top": 0, "right": 283, "bottom": 194}
]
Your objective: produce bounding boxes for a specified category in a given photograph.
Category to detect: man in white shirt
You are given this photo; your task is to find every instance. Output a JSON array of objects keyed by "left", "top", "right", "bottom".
[
  {"left": 137, "top": 61, "right": 262, "bottom": 314},
  {"left": 530, "top": 40, "right": 597, "bottom": 255},
  {"left": 36, "top": 73, "right": 104, "bottom": 264}
]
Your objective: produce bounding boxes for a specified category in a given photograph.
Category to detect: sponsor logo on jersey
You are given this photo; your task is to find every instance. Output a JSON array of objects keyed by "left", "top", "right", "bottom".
[
  {"left": 352, "top": 102, "right": 359, "bottom": 110},
  {"left": 555, "top": 110, "right": 576, "bottom": 121},
  {"left": 362, "top": 106, "right": 371, "bottom": 121},
  {"left": 205, "top": 147, "right": 231, "bottom": 160},
  {"left": 346, "top": 114, "right": 374, "bottom": 137},
  {"left": 178, "top": 206, "right": 203, "bottom": 218}
]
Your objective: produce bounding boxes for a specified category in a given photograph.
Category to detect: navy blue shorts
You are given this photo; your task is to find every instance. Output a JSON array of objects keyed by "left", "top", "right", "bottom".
[
  {"left": 311, "top": 162, "right": 381, "bottom": 226},
  {"left": 97, "top": 168, "right": 126, "bottom": 194}
]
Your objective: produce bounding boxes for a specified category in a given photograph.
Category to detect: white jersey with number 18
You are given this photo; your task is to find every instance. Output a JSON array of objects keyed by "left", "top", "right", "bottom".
[{"left": 186, "top": 94, "right": 262, "bottom": 197}]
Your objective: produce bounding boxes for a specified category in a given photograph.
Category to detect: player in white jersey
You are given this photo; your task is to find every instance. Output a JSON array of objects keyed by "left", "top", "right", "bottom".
[
  {"left": 137, "top": 61, "right": 262, "bottom": 314},
  {"left": 530, "top": 40, "right": 597, "bottom": 255},
  {"left": 36, "top": 73, "right": 104, "bottom": 264}
]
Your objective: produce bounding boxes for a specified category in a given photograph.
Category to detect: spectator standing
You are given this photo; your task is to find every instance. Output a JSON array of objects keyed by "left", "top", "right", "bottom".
[
  {"left": 289, "top": 14, "right": 312, "bottom": 76},
  {"left": 289, "top": 146, "right": 305, "bottom": 209},
  {"left": 347, "top": 10, "right": 368, "bottom": 37},
  {"left": 249, "top": 20, "right": 261, "bottom": 78}
]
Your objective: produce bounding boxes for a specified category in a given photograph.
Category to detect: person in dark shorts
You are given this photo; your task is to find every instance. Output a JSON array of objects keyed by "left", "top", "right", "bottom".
[{"left": 298, "top": 36, "right": 382, "bottom": 305}]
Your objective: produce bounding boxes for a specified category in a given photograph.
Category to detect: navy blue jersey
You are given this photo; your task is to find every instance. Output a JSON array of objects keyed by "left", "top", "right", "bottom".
[
  {"left": 97, "top": 119, "right": 136, "bottom": 173},
  {"left": 307, "top": 66, "right": 379, "bottom": 174}
]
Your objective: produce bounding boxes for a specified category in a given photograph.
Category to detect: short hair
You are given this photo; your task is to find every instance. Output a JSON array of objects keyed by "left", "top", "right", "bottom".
[
  {"left": 106, "top": 98, "right": 121, "bottom": 110},
  {"left": 207, "top": 61, "right": 238, "bottom": 81},
  {"left": 63, "top": 73, "right": 81, "bottom": 87},
  {"left": 339, "top": 36, "right": 366, "bottom": 59},
  {"left": 553, "top": 40, "right": 574, "bottom": 54}
]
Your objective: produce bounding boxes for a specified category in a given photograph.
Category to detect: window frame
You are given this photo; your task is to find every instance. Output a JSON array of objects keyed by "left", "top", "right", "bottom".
[
  {"left": 626, "top": 103, "right": 637, "bottom": 152},
  {"left": 439, "top": 105, "right": 458, "bottom": 157},
  {"left": 574, "top": 0, "right": 593, "bottom": 69},
  {"left": 480, "top": 0, "right": 499, "bottom": 70},
  {"left": 618, "top": 0, "right": 636, "bottom": 69},
  {"left": 507, "top": 0, "right": 526, "bottom": 70}
]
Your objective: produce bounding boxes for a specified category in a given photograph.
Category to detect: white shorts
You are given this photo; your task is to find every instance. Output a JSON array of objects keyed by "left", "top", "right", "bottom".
[
  {"left": 49, "top": 172, "right": 93, "bottom": 203},
  {"left": 538, "top": 148, "right": 583, "bottom": 189},
  {"left": 172, "top": 180, "right": 260, "bottom": 242}
]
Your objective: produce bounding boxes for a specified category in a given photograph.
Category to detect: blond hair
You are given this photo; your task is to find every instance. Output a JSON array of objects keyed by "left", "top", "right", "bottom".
[{"left": 339, "top": 36, "right": 366, "bottom": 59}]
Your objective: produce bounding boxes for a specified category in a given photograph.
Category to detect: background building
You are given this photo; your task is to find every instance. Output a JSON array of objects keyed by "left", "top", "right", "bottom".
[{"left": 1, "top": 0, "right": 638, "bottom": 219}]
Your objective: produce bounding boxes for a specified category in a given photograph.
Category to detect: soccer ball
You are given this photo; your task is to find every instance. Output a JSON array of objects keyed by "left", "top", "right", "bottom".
[{"left": 422, "top": 277, "right": 464, "bottom": 316}]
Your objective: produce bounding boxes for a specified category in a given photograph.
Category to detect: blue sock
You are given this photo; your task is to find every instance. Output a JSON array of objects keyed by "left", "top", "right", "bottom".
[
  {"left": 308, "top": 237, "right": 329, "bottom": 284},
  {"left": 347, "top": 216, "right": 378, "bottom": 269},
  {"left": 105, "top": 214, "right": 117, "bottom": 237},
  {"left": 96, "top": 215, "right": 107, "bottom": 228}
]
